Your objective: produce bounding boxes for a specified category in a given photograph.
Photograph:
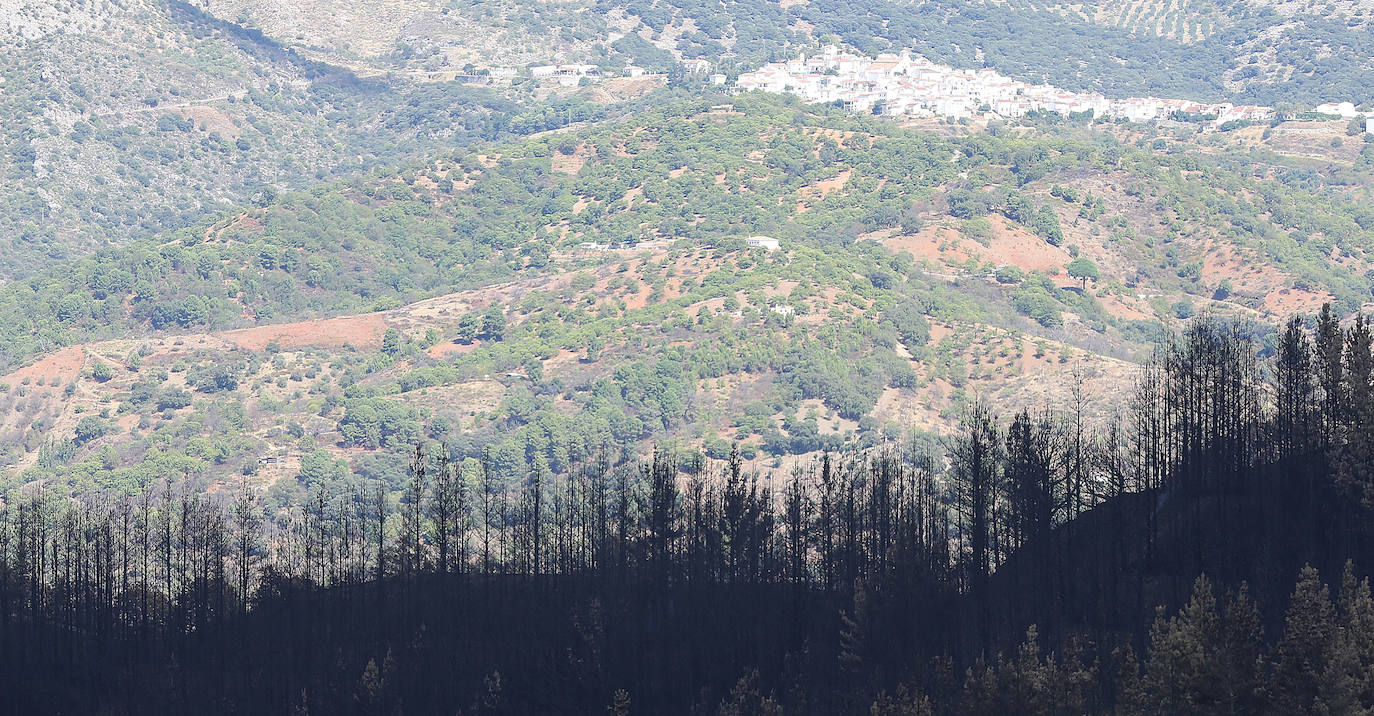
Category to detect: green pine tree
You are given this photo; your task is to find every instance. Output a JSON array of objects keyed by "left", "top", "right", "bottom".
[{"left": 1274, "top": 566, "right": 1338, "bottom": 712}]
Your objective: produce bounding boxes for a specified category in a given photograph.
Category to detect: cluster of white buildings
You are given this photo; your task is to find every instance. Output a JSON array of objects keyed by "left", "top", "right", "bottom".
[{"left": 737, "top": 46, "right": 1277, "bottom": 126}]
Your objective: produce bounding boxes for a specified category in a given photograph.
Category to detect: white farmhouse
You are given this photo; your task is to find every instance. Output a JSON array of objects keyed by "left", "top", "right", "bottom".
[
  {"left": 1315, "top": 101, "right": 1359, "bottom": 118},
  {"left": 746, "top": 236, "right": 780, "bottom": 251}
]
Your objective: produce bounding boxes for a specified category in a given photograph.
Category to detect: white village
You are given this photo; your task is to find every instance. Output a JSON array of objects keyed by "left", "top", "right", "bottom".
[{"left": 736, "top": 45, "right": 1374, "bottom": 131}]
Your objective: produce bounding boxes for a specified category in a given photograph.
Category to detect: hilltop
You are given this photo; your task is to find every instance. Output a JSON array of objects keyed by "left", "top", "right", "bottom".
[{"left": 3, "top": 96, "right": 1373, "bottom": 508}]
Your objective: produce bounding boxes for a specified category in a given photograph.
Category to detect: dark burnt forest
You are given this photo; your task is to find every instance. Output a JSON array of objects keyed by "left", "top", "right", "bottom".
[{"left": 8, "top": 309, "right": 1374, "bottom": 714}]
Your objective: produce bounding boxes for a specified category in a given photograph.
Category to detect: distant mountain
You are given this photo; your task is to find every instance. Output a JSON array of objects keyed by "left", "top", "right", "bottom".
[
  {"left": 210, "top": 0, "right": 1374, "bottom": 105},
  {"left": 8, "top": 0, "right": 1368, "bottom": 282},
  {"left": 0, "top": 0, "right": 606, "bottom": 280}
]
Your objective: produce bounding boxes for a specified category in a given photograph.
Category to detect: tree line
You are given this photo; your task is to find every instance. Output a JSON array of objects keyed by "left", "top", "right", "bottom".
[{"left": 9, "top": 308, "right": 1374, "bottom": 712}]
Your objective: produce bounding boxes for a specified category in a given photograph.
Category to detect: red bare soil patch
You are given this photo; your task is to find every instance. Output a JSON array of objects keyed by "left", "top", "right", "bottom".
[
  {"left": 2, "top": 346, "right": 86, "bottom": 386},
  {"left": 1201, "top": 246, "right": 1272, "bottom": 294},
  {"left": 809, "top": 170, "right": 850, "bottom": 197},
  {"left": 1201, "top": 243, "right": 1333, "bottom": 316},
  {"left": 883, "top": 215, "right": 1070, "bottom": 273},
  {"left": 222, "top": 314, "right": 388, "bottom": 351},
  {"left": 1265, "top": 287, "right": 1333, "bottom": 316},
  {"left": 589, "top": 76, "right": 665, "bottom": 104},
  {"left": 427, "top": 342, "right": 478, "bottom": 359},
  {"left": 1099, "top": 294, "right": 1152, "bottom": 321}
]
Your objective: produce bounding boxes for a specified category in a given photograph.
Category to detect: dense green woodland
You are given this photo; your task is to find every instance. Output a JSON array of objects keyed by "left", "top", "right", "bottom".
[{"left": 8, "top": 313, "right": 1374, "bottom": 713}]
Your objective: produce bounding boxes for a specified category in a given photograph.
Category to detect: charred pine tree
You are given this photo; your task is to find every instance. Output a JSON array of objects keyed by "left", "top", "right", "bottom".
[
  {"left": 644, "top": 447, "right": 681, "bottom": 589},
  {"left": 480, "top": 449, "right": 497, "bottom": 576},
  {"left": 1272, "top": 316, "right": 1319, "bottom": 561},
  {"left": 818, "top": 452, "right": 837, "bottom": 592},
  {"left": 782, "top": 462, "right": 811, "bottom": 589},
  {"left": 232, "top": 482, "right": 259, "bottom": 614},
  {"left": 430, "top": 448, "right": 458, "bottom": 576},
  {"left": 1003, "top": 409, "right": 1060, "bottom": 634},
  {"left": 950, "top": 400, "right": 1001, "bottom": 657},
  {"left": 1317, "top": 304, "right": 1346, "bottom": 459},
  {"left": 400, "top": 444, "right": 427, "bottom": 580}
]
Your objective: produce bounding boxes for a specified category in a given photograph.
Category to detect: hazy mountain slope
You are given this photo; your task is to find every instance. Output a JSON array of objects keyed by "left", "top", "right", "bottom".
[
  {"left": 0, "top": 0, "right": 593, "bottom": 280},
  {"left": 3, "top": 96, "right": 1372, "bottom": 505},
  {"left": 204, "top": 0, "right": 649, "bottom": 71},
  {"left": 206, "top": 0, "right": 801, "bottom": 72},
  {"left": 4, "top": 0, "right": 1364, "bottom": 288},
  {"left": 797, "top": 0, "right": 1374, "bottom": 103},
  {"left": 209, "top": 0, "right": 1374, "bottom": 103}
]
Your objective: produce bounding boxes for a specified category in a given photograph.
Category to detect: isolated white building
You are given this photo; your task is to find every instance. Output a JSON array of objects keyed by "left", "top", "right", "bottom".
[
  {"left": 746, "top": 236, "right": 780, "bottom": 251},
  {"left": 1315, "top": 101, "right": 1359, "bottom": 118}
]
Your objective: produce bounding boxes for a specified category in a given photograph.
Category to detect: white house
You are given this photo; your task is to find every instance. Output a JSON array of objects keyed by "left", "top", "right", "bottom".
[
  {"left": 836, "top": 54, "right": 864, "bottom": 74},
  {"left": 1315, "top": 101, "right": 1359, "bottom": 118},
  {"left": 624, "top": 65, "right": 645, "bottom": 78},
  {"left": 530, "top": 65, "right": 558, "bottom": 78},
  {"left": 746, "top": 236, "right": 780, "bottom": 251}
]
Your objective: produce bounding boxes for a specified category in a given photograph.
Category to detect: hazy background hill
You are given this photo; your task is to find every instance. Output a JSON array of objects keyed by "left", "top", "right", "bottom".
[
  {"left": 0, "top": 0, "right": 618, "bottom": 280},
  {"left": 6, "top": 0, "right": 1368, "bottom": 280},
  {"left": 205, "top": 0, "right": 1374, "bottom": 103},
  {"left": 2, "top": 94, "right": 1372, "bottom": 513}
]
